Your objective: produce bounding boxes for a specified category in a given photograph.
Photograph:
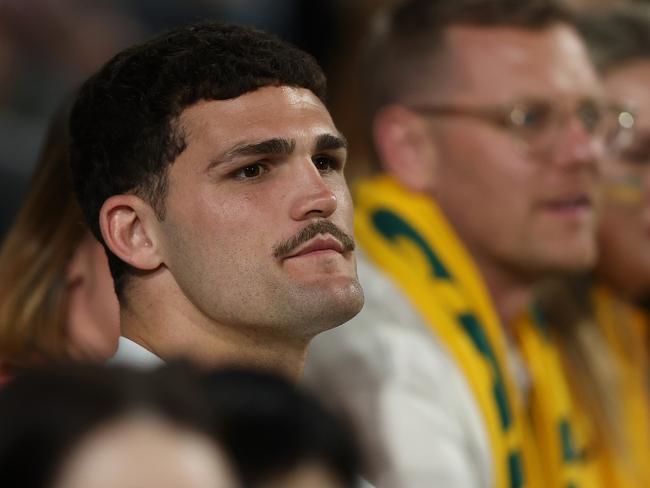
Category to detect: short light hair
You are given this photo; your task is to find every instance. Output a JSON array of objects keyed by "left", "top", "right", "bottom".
[
  {"left": 577, "top": 3, "right": 650, "bottom": 74},
  {"left": 362, "top": 0, "right": 575, "bottom": 119}
]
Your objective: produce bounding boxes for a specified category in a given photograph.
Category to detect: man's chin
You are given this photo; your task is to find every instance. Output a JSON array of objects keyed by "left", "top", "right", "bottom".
[
  {"left": 293, "top": 277, "right": 365, "bottom": 333},
  {"left": 533, "top": 251, "right": 597, "bottom": 277}
]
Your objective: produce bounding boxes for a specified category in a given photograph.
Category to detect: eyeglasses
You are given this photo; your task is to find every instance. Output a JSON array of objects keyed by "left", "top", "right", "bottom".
[{"left": 408, "top": 99, "right": 636, "bottom": 157}]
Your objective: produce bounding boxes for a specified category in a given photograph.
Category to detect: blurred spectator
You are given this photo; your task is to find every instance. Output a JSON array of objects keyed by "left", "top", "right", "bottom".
[
  {"left": 0, "top": 363, "right": 365, "bottom": 488},
  {"left": 203, "top": 368, "right": 363, "bottom": 488},
  {"left": 536, "top": 5, "right": 650, "bottom": 486},
  {"left": 0, "top": 363, "right": 238, "bottom": 488},
  {"left": 533, "top": 5, "right": 650, "bottom": 487},
  {"left": 579, "top": 4, "right": 650, "bottom": 302},
  {"left": 306, "top": 0, "right": 633, "bottom": 486},
  {"left": 0, "top": 101, "right": 119, "bottom": 379}
]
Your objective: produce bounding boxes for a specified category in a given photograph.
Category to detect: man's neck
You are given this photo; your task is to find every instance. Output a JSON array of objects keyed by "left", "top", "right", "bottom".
[
  {"left": 595, "top": 261, "right": 647, "bottom": 306},
  {"left": 472, "top": 255, "right": 535, "bottom": 338},
  {"left": 119, "top": 291, "right": 309, "bottom": 381}
]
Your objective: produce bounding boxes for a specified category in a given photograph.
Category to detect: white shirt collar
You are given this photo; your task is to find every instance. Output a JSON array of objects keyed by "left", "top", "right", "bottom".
[{"left": 108, "top": 336, "right": 164, "bottom": 369}]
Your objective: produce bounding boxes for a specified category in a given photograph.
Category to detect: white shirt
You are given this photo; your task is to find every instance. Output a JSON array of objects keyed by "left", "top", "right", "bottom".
[
  {"left": 304, "top": 252, "right": 493, "bottom": 488},
  {"left": 108, "top": 336, "right": 164, "bottom": 368}
]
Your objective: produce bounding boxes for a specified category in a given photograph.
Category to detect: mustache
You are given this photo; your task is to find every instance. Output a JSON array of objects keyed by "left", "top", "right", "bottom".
[{"left": 273, "top": 220, "right": 355, "bottom": 259}]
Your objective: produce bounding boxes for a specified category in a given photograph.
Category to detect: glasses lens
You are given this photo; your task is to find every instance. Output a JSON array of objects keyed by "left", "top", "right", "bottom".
[
  {"left": 604, "top": 108, "right": 636, "bottom": 155},
  {"left": 510, "top": 103, "right": 551, "bottom": 130},
  {"left": 511, "top": 101, "right": 625, "bottom": 156},
  {"left": 508, "top": 102, "right": 554, "bottom": 153}
]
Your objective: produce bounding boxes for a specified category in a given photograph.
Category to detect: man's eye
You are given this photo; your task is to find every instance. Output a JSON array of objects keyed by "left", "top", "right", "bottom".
[
  {"left": 234, "top": 163, "right": 267, "bottom": 179},
  {"left": 516, "top": 104, "right": 551, "bottom": 129},
  {"left": 312, "top": 155, "right": 339, "bottom": 172}
]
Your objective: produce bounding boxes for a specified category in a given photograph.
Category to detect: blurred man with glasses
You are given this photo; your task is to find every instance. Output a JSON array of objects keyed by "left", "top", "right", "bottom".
[
  {"left": 306, "top": 1, "right": 635, "bottom": 487},
  {"left": 540, "top": 5, "right": 650, "bottom": 487},
  {"left": 580, "top": 5, "right": 650, "bottom": 308}
]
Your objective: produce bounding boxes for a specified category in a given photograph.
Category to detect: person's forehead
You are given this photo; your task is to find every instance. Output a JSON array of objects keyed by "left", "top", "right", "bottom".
[
  {"left": 179, "top": 86, "right": 336, "bottom": 143},
  {"left": 54, "top": 416, "right": 234, "bottom": 488},
  {"left": 436, "top": 23, "right": 599, "bottom": 103}
]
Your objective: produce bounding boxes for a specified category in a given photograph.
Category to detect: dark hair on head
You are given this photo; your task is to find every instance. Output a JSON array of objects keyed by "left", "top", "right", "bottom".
[
  {"left": 0, "top": 362, "right": 212, "bottom": 488},
  {"left": 363, "top": 0, "right": 575, "bottom": 118},
  {"left": 577, "top": 4, "right": 650, "bottom": 74},
  {"left": 70, "top": 21, "right": 327, "bottom": 298},
  {"left": 202, "top": 368, "right": 362, "bottom": 488}
]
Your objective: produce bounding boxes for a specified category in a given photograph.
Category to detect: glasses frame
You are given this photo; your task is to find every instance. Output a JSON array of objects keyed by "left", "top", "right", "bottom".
[{"left": 407, "top": 99, "right": 636, "bottom": 157}]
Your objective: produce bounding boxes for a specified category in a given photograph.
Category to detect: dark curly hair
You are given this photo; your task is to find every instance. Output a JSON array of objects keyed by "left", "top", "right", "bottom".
[{"left": 70, "top": 21, "right": 327, "bottom": 298}]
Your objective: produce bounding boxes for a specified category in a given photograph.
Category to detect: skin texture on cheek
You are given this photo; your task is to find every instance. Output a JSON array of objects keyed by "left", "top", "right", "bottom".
[
  {"left": 162, "top": 179, "right": 361, "bottom": 338},
  {"left": 597, "top": 61, "right": 650, "bottom": 298}
]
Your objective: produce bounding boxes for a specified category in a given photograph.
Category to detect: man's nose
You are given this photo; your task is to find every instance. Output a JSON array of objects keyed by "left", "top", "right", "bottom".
[
  {"left": 289, "top": 159, "right": 338, "bottom": 221},
  {"left": 548, "top": 115, "right": 603, "bottom": 170}
]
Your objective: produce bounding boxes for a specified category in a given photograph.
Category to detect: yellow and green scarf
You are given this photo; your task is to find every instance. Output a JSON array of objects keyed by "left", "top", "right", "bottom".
[
  {"left": 591, "top": 284, "right": 650, "bottom": 487},
  {"left": 515, "top": 308, "right": 601, "bottom": 488},
  {"left": 354, "top": 175, "right": 601, "bottom": 488}
]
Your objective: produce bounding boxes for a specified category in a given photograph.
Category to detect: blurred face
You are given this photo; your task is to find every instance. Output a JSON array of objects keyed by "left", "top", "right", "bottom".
[
  {"left": 418, "top": 25, "right": 603, "bottom": 280},
  {"left": 65, "top": 233, "right": 120, "bottom": 361},
  {"left": 157, "top": 86, "right": 363, "bottom": 340},
  {"left": 597, "top": 60, "right": 650, "bottom": 299},
  {"left": 52, "top": 415, "right": 238, "bottom": 488}
]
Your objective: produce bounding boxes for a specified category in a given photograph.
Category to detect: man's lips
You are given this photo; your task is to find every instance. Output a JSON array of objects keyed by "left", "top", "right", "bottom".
[
  {"left": 284, "top": 236, "right": 345, "bottom": 259},
  {"left": 539, "top": 194, "right": 593, "bottom": 212}
]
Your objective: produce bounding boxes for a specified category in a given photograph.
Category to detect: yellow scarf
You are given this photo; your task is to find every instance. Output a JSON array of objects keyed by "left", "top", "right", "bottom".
[
  {"left": 354, "top": 175, "right": 600, "bottom": 488},
  {"left": 515, "top": 308, "right": 601, "bottom": 487},
  {"left": 591, "top": 284, "right": 650, "bottom": 487}
]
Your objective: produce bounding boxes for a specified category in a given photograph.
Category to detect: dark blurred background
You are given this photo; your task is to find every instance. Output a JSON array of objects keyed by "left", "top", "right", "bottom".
[{"left": 0, "top": 0, "right": 631, "bottom": 242}]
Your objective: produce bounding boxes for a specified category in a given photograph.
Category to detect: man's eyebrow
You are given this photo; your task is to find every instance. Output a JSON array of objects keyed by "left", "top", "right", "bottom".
[
  {"left": 209, "top": 138, "right": 296, "bottom": 170},
  {"left": 315, "top": 133, "right": 348, "bottom": 152}
]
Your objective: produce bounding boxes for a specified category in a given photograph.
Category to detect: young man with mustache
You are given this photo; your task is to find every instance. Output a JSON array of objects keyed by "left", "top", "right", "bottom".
[{"left": 69, "top": 22, "right": 364, "bottom": 378}]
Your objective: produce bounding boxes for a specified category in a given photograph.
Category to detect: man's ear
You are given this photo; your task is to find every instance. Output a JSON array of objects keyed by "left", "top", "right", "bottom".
[
  {"left": 372, "top": 104, "right": 439, "bottom": 193},
  {"left": 99, "top": 195, "right": 163, "bottom": 272}
]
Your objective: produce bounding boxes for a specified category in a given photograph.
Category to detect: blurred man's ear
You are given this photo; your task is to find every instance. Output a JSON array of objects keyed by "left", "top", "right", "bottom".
[
  {"left": 99, "top": 195, "right": 163, "bottom": 272},
  {"left": 372, "top": 104, "right": 439, "bottom": 193}
]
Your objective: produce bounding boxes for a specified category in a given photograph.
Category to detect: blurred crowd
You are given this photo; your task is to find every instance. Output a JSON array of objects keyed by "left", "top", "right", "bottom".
[
  {"left": 0, "top": 0, "right": 371, "bottom": 238},
  {"left": 1, "top": 0, "right": 650, "bottom": 488}
]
